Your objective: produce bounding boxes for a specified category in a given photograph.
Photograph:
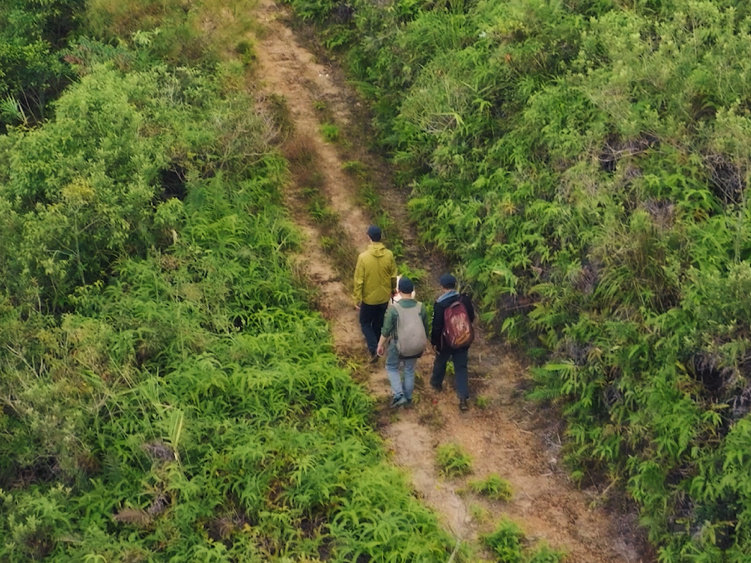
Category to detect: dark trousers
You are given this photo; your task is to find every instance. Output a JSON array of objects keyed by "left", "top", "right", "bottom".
[
  {"left": 431, "top": 348, "right": 469, "bottom": 399},
  {"left": 359, "top": 302, "right": 388, "bottom": 355}
]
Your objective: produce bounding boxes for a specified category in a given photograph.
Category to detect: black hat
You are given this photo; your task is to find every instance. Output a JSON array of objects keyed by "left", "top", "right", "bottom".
[
  {"left": 366, "top": 225, "right": 382, "bottom": 241},
  {"left": 438, "top": 273, "right": 456, "bottom": 289},
  {"left": 398, "top": 276, "right": 414, "bottom": 294}
]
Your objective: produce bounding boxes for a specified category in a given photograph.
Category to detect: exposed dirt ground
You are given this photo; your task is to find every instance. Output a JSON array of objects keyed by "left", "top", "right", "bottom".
[{"left": 250, "top": 1, "right": 653, "bottom": 560}]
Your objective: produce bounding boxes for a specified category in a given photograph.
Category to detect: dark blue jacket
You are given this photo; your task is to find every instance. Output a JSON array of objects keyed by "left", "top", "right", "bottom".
[{"left": 430, "top": 292, "right": 475, "bottom": 351}]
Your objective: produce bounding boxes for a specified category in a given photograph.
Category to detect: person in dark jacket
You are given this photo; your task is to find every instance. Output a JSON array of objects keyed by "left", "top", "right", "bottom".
[{"left": 430, "top": 273, "right": 475, "bottom": 411}]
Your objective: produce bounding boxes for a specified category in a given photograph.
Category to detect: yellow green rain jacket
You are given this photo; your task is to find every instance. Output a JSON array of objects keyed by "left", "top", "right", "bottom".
[{"left": 353, "top": 242, "right": 396, "bottom": 305}]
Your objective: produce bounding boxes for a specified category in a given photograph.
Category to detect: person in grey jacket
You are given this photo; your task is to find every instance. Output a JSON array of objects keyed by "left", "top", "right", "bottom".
[{"left": 377, "top": 277, "right": 428, "bottom": 408}]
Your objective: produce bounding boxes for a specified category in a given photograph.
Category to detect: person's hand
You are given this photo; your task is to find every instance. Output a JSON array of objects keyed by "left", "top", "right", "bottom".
[
  {"left": 354, "top": 302, "right": 361, "bottom": 311},
  {"left": 377, "top": 343, "right": 384, "bottom": 356}
]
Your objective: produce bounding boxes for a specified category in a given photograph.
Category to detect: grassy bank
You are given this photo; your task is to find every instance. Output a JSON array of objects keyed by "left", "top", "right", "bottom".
[
  {"left": 281, "top": 0, "right": 751, "bottom": 559},
  {"left": 0, "top": 0, "right": 454, "bottom": 559}
]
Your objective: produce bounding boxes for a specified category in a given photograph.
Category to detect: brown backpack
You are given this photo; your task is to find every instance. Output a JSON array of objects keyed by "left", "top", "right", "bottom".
[{"left": 442, "top": 299, "right": 474, "bottom": 349}]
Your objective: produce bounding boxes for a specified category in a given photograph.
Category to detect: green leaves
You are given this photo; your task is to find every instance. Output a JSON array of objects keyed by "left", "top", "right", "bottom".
[
  {"left": 0, "top": 24, "right": 453, "bottom": 562},
  {"left": 0, "top": 67, "right": 167, "bottom": 307},
  {"left": 436, "top": 443, "right": 473, "bottom": 477},
  {"left": 0, "top": 0, "right": 82, "bottom": 127},
  {"left": 295, "top": 0, "right": 751, "bottom": 557},
  {"left": 467, "top": 474, "right": 513, "bottom": 501}
]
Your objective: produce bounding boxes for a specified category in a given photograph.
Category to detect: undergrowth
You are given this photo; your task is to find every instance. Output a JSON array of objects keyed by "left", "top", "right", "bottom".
[
  {"left": 483, "top": 518, "right": 566, "bottom": 563},
  {"left": 436, "top": 443, "right": 473, "bottom": 478},
  {"left": 281, "top": 0, "right": 751, "bottom": 558},
  {"left": 468, "top": 474, "right": 513, "bottom": 501},
  {"left": 0, "top": 0, "right": 456, "bottom": 559}
]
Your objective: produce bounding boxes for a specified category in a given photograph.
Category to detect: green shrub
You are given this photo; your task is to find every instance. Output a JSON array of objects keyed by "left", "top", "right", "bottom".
[
  {"left": 436, "top": 443, "right": 472, "bottom": 477},
  {"left": 286, "top": 0, "right": 751, "bottom": 557},
  {"left": 319, "top": 122, "right": 340, "bottom": 142},
  {"left": 468, "top": 474, "right": 512, "bottom": 501},
  {"left": 0, "top": 15, "right": 454, "bottom": 561},
  {"left": 469, "top": 503, "right": 489, "bottom": 522},
  {"left": 483, "top": 518, "right": 524, "bottom": 563},
  {"left": 527, "top": 542, "right": 566, "bottom": 563},
  {"left": 0, "top": 0, "right": 83, "bottom": 128},
  {"left": 474, "top": 395, "right": 490, "bottom": 409},
  {"left": 235, "top": 39, "right": 256, "bottom": 65}
]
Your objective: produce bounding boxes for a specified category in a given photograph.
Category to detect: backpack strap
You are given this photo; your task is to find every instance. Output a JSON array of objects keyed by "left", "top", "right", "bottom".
[{"left": 392, "top": 301, "right": 404, "bottom": 337}]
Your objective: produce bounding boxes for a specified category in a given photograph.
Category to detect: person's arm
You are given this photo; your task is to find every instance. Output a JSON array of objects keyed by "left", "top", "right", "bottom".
[
  {"left": 377, "top": 307, "right": 396, "bottom": 356},
  {"left": 376, "top": 334, "right": 389, "bottom": 357},
  {"left": 463, "top": 295, "right": 475, "bottom": 322},
  {"left": 353, "top": 256, "right": 364, "bottom": 307}
]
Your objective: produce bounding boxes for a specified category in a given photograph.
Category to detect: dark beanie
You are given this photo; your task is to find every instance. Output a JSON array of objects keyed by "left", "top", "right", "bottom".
[
  {"left": 366, "top": 225, "right": 381, "bottom": 241},
  {"left": 438, "top": 273, "right": 456, "bottom": 289},
  {"left": 398, "top": 276, "right": 414, "bottom": 294}
]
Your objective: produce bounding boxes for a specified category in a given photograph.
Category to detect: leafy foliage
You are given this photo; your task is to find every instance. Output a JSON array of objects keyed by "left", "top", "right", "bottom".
[
  {"left": 483, "top": 518, "right": 565, "bottom": 563},
  {"left": 468, "top": 474, "right": 512, "bottom": 501},
  {"left": 436, "top": 443, "right": 473, "bottom": 477},
  {"left": 0, "top": 4, "right": 454, "bottom": 561},
  {"left": 0, "top": 0, "right": 84, "bottom": 128},
  {"left": 283, "top": 0, "right": 751, "bottom": 557},
  {"left": 483, "top": 518, "right": 524, "bottom": 563}
]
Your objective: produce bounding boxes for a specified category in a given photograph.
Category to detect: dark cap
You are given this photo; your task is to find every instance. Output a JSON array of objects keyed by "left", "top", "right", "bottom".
[
  {"left": 398, "top": 276, "right": 414, "bottom": 294},
  {"left": 438, "top": 273, "right": 456, "bottom": 289},
  {"left": 366, "top": 225, "right": 381, "bottom": 241}
]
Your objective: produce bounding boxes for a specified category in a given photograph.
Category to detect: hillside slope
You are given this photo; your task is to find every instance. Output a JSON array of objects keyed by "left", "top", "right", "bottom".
[{"left": 251, "top": 0, "right": 650, "bottom": 559}]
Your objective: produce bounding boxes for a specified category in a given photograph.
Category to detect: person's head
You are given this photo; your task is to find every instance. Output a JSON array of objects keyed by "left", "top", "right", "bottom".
[
  {"left": 438, "top": 273, "right": 457, "bottom": 290},
  {"left": 366, "top": 225, "right": 382, "bottom": 242},
  {"left": 398, "top": 276, "right": 414, "bottom": 295}
]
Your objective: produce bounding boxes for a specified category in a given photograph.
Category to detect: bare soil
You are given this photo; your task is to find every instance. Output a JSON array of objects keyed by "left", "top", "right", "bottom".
[{"left": 250, "top": 1, "right": 653, "bottom": 560}]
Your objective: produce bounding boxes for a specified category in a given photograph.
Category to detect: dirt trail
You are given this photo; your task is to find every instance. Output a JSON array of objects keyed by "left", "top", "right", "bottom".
[{"left": 251, "top": 1, "right": 650, "bottom": 560}]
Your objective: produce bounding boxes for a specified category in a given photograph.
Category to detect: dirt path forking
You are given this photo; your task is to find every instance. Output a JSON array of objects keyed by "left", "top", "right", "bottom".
[{"left": 250, "top": 1, "right": 652, "bottom": 560}]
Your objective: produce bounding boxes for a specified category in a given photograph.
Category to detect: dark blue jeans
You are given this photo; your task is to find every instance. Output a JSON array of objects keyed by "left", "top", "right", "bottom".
[
  {"left": 431, "top": 348, "right": 469, "bottom": 399},
  {"left": 359, "top": 302, "right": 388, "bottom": 355}
]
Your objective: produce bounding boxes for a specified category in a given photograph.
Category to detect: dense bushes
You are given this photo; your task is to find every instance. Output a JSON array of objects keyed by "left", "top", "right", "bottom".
[
  {"left": 0, "top": 0, "right": 84, "bottom": 128},
  {"left": 283, "top": 0, "right": 751, "bottom": 558},
  {"left": 0, "top": 1, "right": 454, "bottom": 559}
]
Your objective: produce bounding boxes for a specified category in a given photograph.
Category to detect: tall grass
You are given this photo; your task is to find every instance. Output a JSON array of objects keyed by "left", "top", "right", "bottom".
[
  {"left": 281, "top": 0, "right": 751, "bottom": 557},
  {"left": 0, "top": 2, "right": 455, "bottom": 559}
]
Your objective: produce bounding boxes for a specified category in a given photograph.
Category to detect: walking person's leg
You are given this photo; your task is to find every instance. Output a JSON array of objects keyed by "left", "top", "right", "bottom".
[
  {"left": 385, "top": 341, "right": 405, "bottom": 406},
  {"left": 402, "top": 357, "right": 417, "bottom": 402},
  {"left": 452, "top": 348, "right": 470, "bottom": 410},
  {"left": 359, "top": 303, "right": 380, "bottom": 358},
  {"left": 430, "top": 350, "right": 450, "bottom": 391}
]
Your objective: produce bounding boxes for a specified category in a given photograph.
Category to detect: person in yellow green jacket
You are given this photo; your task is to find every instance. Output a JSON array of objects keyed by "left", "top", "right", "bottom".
[{"left": 353, "top": 225, "right": 397, "bottom": 362}]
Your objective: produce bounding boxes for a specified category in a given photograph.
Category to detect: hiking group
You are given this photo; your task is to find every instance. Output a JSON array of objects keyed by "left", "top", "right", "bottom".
[{"left": 353, "top": 225, "right": 475, "bottom": 411}]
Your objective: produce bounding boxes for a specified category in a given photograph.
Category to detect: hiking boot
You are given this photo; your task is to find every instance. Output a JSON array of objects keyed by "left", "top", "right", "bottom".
[
  {"left": 459, "top": 398, "right": 469, "bottom": 412},
  {"left": 390, "top": 395, "right": 408, "bottom": 408}
]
